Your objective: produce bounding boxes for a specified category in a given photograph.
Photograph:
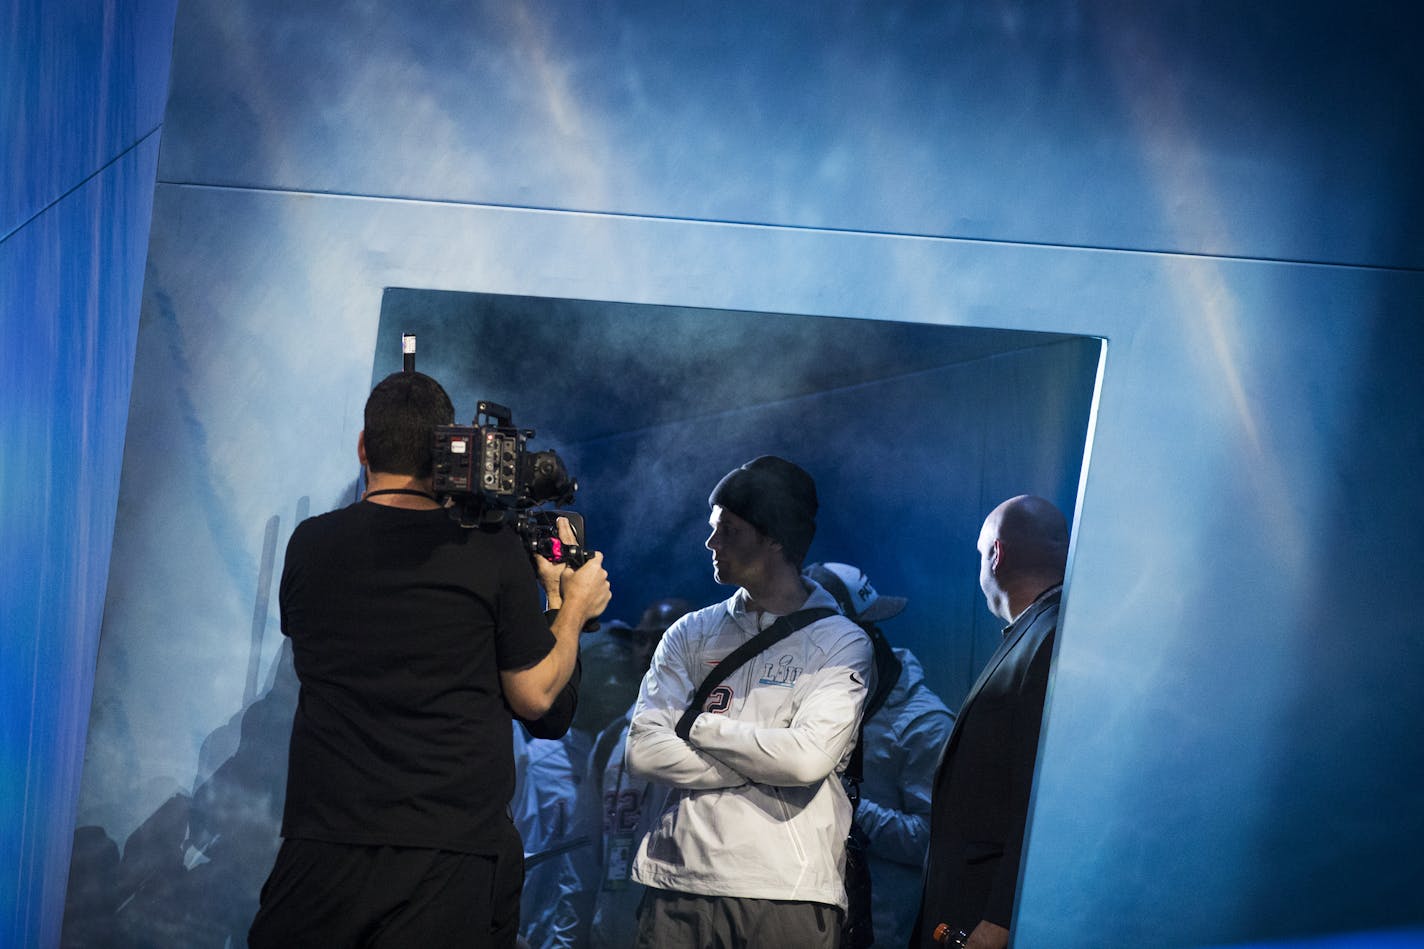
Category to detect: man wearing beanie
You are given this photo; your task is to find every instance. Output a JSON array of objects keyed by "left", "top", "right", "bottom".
[{"left": 625, "top": 456, "right": 875, "bottom": 948}]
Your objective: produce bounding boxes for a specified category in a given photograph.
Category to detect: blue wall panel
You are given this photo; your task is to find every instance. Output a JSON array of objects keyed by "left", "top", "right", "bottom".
[
  {"left": 0, "top": 132, "right": 162, "bottom": 949},
  {"left": 2, "top": 0, "right": 173, "bottom": 237},
  {"left": 1016, "top": 261, "right": 1424, "bottom": 946},
  {"left": 157, "top": 0, "right": 1424, "bottom": 269},
  {"left": 1, "top": 0, "right": 175, "bottom": 944}
]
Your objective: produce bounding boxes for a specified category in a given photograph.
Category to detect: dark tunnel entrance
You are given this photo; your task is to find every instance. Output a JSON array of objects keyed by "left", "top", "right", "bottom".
[{"left": 375, "top": 288, "right": 1102, "bottom": 705}]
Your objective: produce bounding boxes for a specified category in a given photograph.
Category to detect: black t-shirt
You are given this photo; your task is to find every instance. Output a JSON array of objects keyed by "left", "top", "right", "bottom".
[{"left": 278, "top": 500, "right": 555, "bottom": 853}]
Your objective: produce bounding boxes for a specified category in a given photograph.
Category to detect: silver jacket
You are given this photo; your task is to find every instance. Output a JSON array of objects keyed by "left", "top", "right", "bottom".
[{"left": 626, "top": 582, "right": 874, "bottom": 910}]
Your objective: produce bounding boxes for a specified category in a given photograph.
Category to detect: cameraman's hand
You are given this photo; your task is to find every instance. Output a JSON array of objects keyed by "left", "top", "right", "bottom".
[
  {"left": 535, "top": 516, "right": 583, "bottom": 609},
  {"left": 534, "top": 546, "right": 569, "bottom": 610},
  {"left": 560, "top": 550, "right": 611, "bottom": 628},
  {"left": 964, "top": 920, "right": 1008, "bottom": 949},
  {"left": 535, "top": 517, "right": 610, "bottom": 623}
]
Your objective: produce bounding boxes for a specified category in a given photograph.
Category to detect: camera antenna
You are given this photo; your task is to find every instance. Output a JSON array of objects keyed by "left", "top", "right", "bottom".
[{"left": 402, "top": 333, "right": 416, "bottom": 373}]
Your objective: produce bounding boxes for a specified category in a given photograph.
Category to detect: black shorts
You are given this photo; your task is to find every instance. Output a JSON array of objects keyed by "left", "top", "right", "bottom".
[{"left": 248, "top": 827, "right": 523, "bottom": 949}]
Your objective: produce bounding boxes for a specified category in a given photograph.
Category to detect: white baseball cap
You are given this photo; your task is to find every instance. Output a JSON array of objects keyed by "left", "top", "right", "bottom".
[{"left": 804, "top": 562, "right": 907, "bottom": 623}]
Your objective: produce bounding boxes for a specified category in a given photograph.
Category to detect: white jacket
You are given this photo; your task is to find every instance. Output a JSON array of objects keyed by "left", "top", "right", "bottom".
[{"left": 625, "top": 582, "right": 873, "bottom": 910}]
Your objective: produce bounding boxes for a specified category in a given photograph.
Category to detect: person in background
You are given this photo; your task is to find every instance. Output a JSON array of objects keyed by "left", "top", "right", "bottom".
[
  {"left": 911, "top": 495, "right": 1068, "bottom": 949},
  {"left": 516, "top": 624, "right": 645, "bottom": 949},
  {"left": 576, "top": 597, "right": 693, "bottom": 949},
  {"left": 804, "top": 562, "right": 955, "bottom": 949}
]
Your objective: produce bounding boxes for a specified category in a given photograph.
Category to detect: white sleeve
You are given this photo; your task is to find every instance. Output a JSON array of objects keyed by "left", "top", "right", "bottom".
[
  {"left": 689, "top": 622, "right": 873, "bottom": 787},
  {"left": 625, "top": 617, "right": 749, "bottom": 790}
]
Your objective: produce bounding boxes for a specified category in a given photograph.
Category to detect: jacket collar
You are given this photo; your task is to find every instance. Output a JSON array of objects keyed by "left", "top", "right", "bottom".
[
  {"left": 1000, "top": 583, "right": 1063, "bottom": 639},
  {"left": 725, "top": 579, "right": 840, "bottom": 630},
  {"left": 959, "top": 584, "right": 1062, "bottom": 714}
]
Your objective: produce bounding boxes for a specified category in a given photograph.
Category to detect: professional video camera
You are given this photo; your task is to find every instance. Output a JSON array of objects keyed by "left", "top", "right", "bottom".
[
  {"left": 431, "top": 401, "right": 591, "bottom": 566},
  {"left": 401, "top": 333, "right": 590, "bottom": 566}
]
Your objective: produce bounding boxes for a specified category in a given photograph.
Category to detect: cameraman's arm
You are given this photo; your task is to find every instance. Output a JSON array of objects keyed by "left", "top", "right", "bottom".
[
  {"left": 520, "top": 658, "right": 580, "bottom": 739},
  {"left": 516, "top": 530, "right": 584, "bottom": 737},
  {"left": 502, "top": 552, "right": 609, "bottom": 721},
  {"left": 625, "top": 621, "right": 749, "bottom": 790}
]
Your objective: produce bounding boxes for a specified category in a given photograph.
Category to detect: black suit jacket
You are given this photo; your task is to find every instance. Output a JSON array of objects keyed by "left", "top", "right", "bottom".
[{"left": 910, "top": 586, "right": 1061, "bottom": 946}]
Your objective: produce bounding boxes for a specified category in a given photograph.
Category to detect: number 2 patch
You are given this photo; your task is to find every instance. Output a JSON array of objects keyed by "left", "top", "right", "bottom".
[{"left": 703, "top": 685, "right": 733, "bottom": 713}]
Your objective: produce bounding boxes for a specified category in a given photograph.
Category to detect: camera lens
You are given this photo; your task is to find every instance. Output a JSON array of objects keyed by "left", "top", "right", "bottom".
[{"left": 525, "top": 450, "right": 574, "bottom": 504}]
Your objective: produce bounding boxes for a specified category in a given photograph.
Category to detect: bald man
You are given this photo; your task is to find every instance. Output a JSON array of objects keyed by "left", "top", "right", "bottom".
[{"left": 910, "top": 496, "right": 1069, "bottom": 949}]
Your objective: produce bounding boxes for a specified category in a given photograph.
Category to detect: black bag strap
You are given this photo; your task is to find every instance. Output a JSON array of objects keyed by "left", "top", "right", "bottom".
[
  {"left": 675, "top": 607, "right": 837, "bottom": 740},
  {"left": 590, "top": 717, "right": 627, "bottom": 791},
  {"left": 845, "top": 621, "right": 903, "bottom": 789}
]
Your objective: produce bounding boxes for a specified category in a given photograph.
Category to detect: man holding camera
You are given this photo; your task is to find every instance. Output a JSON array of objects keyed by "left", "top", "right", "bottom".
[
  {"left": 625, "top": 455, "right": 874, "bottom": 947},
  {"left": 248, "top": 371, "right": 610, "bottom": 949}
]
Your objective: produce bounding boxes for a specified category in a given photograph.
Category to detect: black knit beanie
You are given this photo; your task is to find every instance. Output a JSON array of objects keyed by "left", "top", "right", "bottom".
[{"left": 708, "top": 455, "right": 818, "bottom": 565}]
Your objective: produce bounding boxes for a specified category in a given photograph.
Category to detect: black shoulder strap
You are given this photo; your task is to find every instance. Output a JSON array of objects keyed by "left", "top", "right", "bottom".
[
  {"left": 590, "top": 716, "right": 627, "bottom": 787},
  {"left": 845, "top": 621, "right": 903, "bottom": 786},
  {"left": 859, "top": 622, "right": 902, "bottom": 723},
  {"left": 675, "top": 607, "right": 836, "bottom": 740}
]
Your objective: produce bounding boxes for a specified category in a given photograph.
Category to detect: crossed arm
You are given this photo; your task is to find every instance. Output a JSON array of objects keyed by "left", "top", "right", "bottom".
[{"left": 625, "top": 622, "right": 874, "bottom": 790}]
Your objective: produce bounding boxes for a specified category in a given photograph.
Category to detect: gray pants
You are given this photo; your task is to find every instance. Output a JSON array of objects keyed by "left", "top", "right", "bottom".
[{"left": 633, "top": 888, "right": 841, "bottom": 949}]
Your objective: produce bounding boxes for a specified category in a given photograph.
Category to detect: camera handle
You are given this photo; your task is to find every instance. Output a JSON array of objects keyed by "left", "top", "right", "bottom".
[
  {"left": 528, "top": 511, "right": 588, "bottom": 566},
  {"left": 530, "top": 511, "right": 600, "bottom": 633}
]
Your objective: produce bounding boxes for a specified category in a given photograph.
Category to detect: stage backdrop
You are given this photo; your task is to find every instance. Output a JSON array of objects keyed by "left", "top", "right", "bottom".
[
  {"left": 59, "top": 1, "right": 1424, "bottom": 948},
  {"left": 63, "top": 267, "right": 1098, "bottom": 945}
]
